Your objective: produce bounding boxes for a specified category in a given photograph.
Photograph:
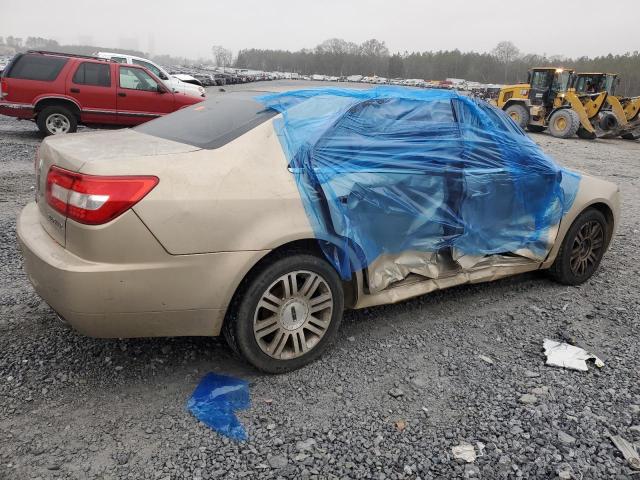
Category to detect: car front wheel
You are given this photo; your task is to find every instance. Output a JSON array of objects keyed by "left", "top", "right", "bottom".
[
  {"left": 548, "top": 208, "right": 609, "bottom": 285},
  {"left": 224, "top": 253, "right": 344, "bottom": 373}
]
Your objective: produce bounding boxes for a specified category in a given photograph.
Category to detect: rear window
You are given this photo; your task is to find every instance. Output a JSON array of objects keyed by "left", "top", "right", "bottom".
[
  {"left": 6, "top": 54, "right": 68, "bottom": 81},
  {"left": 135, "top": 92, "right": 278, "bottom": 149}
]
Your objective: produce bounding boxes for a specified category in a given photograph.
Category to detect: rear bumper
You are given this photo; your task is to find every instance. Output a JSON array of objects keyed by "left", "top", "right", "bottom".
[
  {"left": 0, "top": 101, "right": 34, "bottom": 119},
  {"left": 17, "top": 202, "right": 267, "bottom": 338}
]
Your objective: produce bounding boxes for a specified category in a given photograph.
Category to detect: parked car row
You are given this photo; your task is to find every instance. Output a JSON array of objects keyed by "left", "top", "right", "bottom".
[
  {"left": 0, "top": 51, "right": 204, "bottom": 135},
  {"left": 167, "top": 66, "right": 281, "bottom": 86}
]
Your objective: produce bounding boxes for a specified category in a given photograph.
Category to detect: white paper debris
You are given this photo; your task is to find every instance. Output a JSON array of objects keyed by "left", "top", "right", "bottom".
[
  {"left": 543, "top": 339, "right": 605, "bottom": 371},
  {"left": 478, "top": 355, "right": 495, "bottom": 365},
  {"left": 610, "top": 435, "right": 640, "bottom": 470},
  {"left": 452, "top": 443, "right": 476, "bottom": 463}
]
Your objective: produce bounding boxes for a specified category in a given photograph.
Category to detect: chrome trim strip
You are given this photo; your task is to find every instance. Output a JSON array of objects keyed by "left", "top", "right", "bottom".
[
  {"left": 81, "top": 108, "right": 117, "bottom": 116},
  {"left": 81, "top": 109, "right": 162, "bottom": 118},
  {"left": 116, "top": 111, "right": 162, "bottom": 118},
  {"left": 0, "top": 102, "right": 33, "bottom": 110}
]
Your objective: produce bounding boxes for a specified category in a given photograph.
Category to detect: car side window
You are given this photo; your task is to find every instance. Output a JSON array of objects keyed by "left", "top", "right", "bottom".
[
  {"left": 132, "top": 59, "right": 168, "bottom": 80},
  {"left": 72, "top": 62, "right": 111, "bottom": 87},
  {"left": 119, "top": 66, "right": 159, "bottom": 92}
]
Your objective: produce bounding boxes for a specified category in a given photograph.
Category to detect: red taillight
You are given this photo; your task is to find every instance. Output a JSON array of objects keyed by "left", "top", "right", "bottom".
[
  {"left": 46, "top": 166, "right": 158, "bottom": 225},
  {"left": 0, "top": 78, "right": 7, "bottom": 98}
]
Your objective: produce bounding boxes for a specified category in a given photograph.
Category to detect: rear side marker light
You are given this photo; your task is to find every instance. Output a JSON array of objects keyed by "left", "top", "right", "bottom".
[{"left": 46, "top": 166, "right": 158, "bottom": 225}]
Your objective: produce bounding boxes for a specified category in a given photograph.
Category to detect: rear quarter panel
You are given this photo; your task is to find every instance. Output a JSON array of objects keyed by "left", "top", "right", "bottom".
[{"left": 80, "top": 120, "right": 314, "bottom": 254}]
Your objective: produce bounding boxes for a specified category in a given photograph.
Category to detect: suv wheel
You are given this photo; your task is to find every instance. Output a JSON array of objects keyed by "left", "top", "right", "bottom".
[
  {"left": 548, "top": 208, "right": 608, "bottom": 285},
  {"left": 37, "top": 106, "right": 78, "bottom": 136},
  {"left": 224, "top": 253, "right": 344, "bottom": 373}
]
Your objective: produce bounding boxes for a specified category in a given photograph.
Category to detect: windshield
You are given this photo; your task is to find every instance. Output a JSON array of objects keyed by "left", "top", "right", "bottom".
[
  {"left": 132, "top": 59, "right": 170, "bottom": 82},
  {"left": 604, "top": 75, "right": 616, "bottom": 95},
  {"left": 552, "top": 71, "right": 571, "bottom": 93},
  {"left": 134, "top": 91, "right": 277, "bottom": 149},
  {"left": 530, "top": 70, "right": 552, "bottom": 90}
]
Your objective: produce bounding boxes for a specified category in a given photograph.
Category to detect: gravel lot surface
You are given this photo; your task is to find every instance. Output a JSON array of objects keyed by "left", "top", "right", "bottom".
[{"left": 1, "top": 83, "right": 639, "bottom": 480}]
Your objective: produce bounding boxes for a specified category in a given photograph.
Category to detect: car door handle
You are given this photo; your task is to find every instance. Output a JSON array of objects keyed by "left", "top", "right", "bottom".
[
  {"left": 70, "top": 87, "right": 80, "bottom": 93},
  {"left": 118, "top": 92, "right": 126, "bottom": 97}
]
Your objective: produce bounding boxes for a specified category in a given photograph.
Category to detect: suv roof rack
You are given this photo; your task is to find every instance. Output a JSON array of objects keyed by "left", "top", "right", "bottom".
[{"left": 26, "top": 50, "right": 115, "bottom": 63}]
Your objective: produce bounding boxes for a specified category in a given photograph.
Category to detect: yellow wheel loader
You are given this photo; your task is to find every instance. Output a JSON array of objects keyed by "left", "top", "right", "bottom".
[
  {"left": 572, "top": 72, "right": 640, "bottom": 140},
  {"left": 496, "top": 68, "right": 608, "bottom": 139}
]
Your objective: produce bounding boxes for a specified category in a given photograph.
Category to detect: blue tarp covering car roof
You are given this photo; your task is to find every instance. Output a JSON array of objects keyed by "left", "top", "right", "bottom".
[{"left": 256, "top": 87, "right": 580, "bottom": 288}]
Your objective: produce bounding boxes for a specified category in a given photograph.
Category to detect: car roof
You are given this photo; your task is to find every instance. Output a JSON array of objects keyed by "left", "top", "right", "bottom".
[
  {"left": 96, "top": 51, "right": 155, "bottom": 63},
  {"left": 25, "top": 50, "right": 113, "bottom": 64}
]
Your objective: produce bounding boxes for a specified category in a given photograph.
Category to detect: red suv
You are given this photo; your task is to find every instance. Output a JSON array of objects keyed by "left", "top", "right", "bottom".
[{"left": 0, "top": 51, "right": 204, "bottom": 135}]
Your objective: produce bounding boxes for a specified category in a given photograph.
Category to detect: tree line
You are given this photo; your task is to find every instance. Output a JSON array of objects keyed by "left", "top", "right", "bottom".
[{"left": 235, "top": 39, "right": 640, "bottom": 96}]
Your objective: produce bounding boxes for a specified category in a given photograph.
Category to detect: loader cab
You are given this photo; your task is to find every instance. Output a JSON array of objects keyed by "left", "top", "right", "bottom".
[
  {"left": 573, "top": 73, "right": 618, "bottom": 96},
  {"left": 527, "top": 68, "right": 572, "bottom": 107}
]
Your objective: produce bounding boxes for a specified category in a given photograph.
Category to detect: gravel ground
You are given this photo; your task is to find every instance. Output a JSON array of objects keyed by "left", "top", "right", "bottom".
[{"left": 1, "top": 85, "right": 639, "bottom": 480}]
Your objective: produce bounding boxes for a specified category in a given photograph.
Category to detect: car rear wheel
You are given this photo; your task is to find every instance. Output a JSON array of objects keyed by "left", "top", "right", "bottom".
[
  {"left": 223, "top": 253, "right": 344, "bottom": 373},
  {"left": 548, "top": 208, "right": 608, "bottom": 285},
  {"left": 37, "top": 106, "right": 78, "bottom": 136}
]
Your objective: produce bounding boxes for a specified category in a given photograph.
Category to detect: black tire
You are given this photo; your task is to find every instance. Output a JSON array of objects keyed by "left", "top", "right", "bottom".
[
  {"left": 223, "top": 253, "right": 344, "bottom": 373},
  {"left": 527, "top": 125, "right": 546, "bottom": 133},
  {"left": 577, "top": 127, "right": 596, "bottom": 139},
  {"left": 548, "top": 109, "right": 580, "bottom": 138},
  {"left": 598, "top": 112, "right": 619, "bottom": 131},
  {"left": 36, "top": 105, "right": 78, "bottom": 136},
  {"left": 547, "top": 208, "right": 609, "bottom": 285},
  {"left": 504, "top": 104, "right": 530, "bottom": 129}
]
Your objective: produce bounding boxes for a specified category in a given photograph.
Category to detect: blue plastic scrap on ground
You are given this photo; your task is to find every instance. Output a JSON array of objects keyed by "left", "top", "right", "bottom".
[
  {"left": 187, "top": 373, "right": 250, "bottom": 441},
  {"left": 256, "top": 87, "right": 580, "bottom": 281}
]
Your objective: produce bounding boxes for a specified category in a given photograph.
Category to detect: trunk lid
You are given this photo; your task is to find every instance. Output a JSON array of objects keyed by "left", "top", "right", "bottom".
[{"left": 36, "top": 129, "right": 200, "bottom": 247}]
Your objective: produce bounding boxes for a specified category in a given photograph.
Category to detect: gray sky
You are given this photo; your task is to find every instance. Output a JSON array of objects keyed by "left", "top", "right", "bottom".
[{"left": 2, "top": 0, "right": 638, "bottom": 59}]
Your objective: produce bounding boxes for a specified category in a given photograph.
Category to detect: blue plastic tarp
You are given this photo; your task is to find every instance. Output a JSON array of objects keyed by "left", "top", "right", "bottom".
[
  {"left": 187, "top": 373, "right": 250, "bottom": 441},
  {"left": 256, "top": 87, "right": 580, "bottom": 286}
]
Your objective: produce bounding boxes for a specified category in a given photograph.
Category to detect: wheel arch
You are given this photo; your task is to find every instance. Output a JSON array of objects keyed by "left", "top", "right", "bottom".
[
  {"left": 542, "top": 199, "right": 617, "bottom": 268},
  {"left": 546, "top": 105, "right": 572, "bottom": 121},
  {"left": 587, "top": 202, "right": 615, "bottom": 248},
  {"left": 502, "top": 99, "right": 529, "bottom": 111},
  {"left": 223, "top": 238, "right": 361, "bottom": 329},
  {"left": 33, "top": 96, "right": 81, "bottom": 118}
]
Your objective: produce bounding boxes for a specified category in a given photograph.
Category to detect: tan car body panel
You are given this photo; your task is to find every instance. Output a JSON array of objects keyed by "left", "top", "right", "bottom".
[
  {"left": 18, "top": 203, "right": 269, "bottom": 337},
  {"left": 540, "top": 173, "right": 620, "bottom": 268},
  {"left": 18, "top": 116, "right": 621, "bottom": 338},
  {"left": 36, "top": 129, "right": 200, "bottom": 247},
  {"left": 128, "top": 119, "right": 315, "bottom": 254}
]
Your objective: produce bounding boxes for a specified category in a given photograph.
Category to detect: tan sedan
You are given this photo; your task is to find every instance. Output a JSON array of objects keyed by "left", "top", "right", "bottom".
[{"left": 18, "top": 89, "right": 620, "bottom": 372}]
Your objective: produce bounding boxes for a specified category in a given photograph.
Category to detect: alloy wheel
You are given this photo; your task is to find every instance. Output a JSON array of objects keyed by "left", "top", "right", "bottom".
[
  {"left": 253, "top": 270, "right": 333, "bottom": 360},
  {"left": 570, "top": 220, "right": 604, "bottom": 276}
]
